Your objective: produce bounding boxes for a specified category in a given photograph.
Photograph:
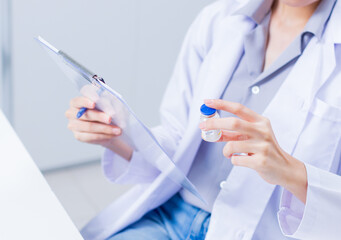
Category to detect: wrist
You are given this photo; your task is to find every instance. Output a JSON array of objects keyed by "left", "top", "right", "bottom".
[
  {"left": 102, "top": 139, "right": 133, "bottom": 161},
  {"left": 282, "top": 154, "right": 308, "bottom": 203}
]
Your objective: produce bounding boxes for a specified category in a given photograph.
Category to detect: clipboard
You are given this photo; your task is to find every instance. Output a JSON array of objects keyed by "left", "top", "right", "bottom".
[{"left": 36, "top": 36, "right": 205, "bottom": 204}]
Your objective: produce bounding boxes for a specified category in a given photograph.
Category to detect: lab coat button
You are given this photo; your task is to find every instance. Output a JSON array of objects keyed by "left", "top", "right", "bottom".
[
  {"left": 251, "top": 86, "right": 260, "bottom": 95},
  {"left": 220, "top": 181, "right": 227, "bottom": 189}
]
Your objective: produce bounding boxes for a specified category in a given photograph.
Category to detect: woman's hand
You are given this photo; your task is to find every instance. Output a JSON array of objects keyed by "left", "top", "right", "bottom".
[
  {"left": 65, "top": 96, "right": 133, "bottom": 160},
  {"left": 199, "top": 99, "right": 308, "bottom": 203}
]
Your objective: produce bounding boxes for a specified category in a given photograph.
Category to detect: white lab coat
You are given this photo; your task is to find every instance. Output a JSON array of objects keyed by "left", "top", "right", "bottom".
[{"left": 82, "top": 0, "right": 341, "bottom": 239}]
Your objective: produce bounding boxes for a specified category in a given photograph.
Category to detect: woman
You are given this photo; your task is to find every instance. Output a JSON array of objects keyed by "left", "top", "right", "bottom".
[{"left": 66, "top": 0, "right": 341, "bottom": 239}]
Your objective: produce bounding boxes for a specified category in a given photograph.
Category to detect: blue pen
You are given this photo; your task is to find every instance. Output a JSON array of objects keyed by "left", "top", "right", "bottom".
[
  {"left": 77, "top": 107, "right": 87, "bottom": 119},
  {"left": 76, "top": 75, "right": 105, "bottom": 119}
]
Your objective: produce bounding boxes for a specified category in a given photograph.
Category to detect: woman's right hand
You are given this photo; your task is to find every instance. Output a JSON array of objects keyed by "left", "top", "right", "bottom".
[
  {"left": 65, "top": 96, "right": 121, "bottom": 145},
  {"left": 65, "top": 97, "right": 133, "bottom": 160}
]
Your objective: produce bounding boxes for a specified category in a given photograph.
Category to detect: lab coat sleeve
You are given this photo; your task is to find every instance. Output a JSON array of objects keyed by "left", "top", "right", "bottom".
[
  {"left": 101, "top": 4, "right": 216, "bottom": 184},
  {"left": 277, "top": 163, "right": 341, "bottom": 240}
]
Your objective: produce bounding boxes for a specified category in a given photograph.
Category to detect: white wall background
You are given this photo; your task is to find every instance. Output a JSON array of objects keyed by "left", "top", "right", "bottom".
[
  {"left": 11, "top": 0, "right": 214, "bottom": 170},
  {"left": 0, "top": 0, "right": 11, "bottom": 120}
]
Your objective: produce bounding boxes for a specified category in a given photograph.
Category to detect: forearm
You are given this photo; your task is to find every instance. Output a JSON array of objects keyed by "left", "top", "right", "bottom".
[
  {"left": 281, "top": 153, "right": 308, "bottom": 204},
  {"left": 102, "top": 138, "right": 133, "bottom": 161}
]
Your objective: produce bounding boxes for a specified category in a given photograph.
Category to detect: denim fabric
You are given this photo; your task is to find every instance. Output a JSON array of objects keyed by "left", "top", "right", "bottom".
[{"left": 108, "top": 193, "right": 211, "bottom": 240}]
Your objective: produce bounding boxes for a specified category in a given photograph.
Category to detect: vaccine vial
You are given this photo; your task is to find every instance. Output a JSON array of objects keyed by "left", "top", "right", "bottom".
[{"left": 200, "top": 104, "right": 222, "bottom": 142}]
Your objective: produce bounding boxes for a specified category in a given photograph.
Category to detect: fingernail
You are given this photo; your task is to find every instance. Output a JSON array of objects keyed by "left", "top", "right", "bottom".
[
  {"left": 204, "top": 99, "right": 213, "bottom": 105},
  {"left": 107, "top": 117, "right": 112, "bottom": 124},
  {"left": 89, "top": 102, "right": 95, "bottom": 108},
  {"left": 113, "top": 128, "right": 121, "bottom": 135},
  {"left": 199, "top": 122, "right": 206, "bottom": 130}
]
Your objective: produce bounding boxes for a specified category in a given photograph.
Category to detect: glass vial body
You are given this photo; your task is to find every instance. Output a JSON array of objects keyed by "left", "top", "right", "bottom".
[{"left": 200, "top": 104, "right": 222, "bottom": 142}]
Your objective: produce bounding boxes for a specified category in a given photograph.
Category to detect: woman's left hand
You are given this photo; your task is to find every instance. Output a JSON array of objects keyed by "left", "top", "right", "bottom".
[{"left": 199, "top": 99, "right": 308, "bottom": 203}]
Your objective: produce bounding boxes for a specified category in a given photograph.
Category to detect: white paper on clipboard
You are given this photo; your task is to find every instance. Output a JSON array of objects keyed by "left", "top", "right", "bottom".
[{"left": 36, "top": 36, "right": 205, "bottom": 204}]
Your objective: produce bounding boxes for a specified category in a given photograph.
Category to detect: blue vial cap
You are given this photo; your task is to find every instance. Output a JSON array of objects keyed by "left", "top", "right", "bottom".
[{"left": 200, "top": 104, "right": 216, "bottom": 116}]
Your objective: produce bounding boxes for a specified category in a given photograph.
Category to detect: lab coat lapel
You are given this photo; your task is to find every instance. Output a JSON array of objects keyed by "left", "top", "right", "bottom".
[
  {"left": 174, "top": 16, "right": 255, "bottom": 174},
  {"left": 207, "top": 21, "right": 338, "bottom": 240},
  {"left": 265, "top": 9, "right": 339, "bottom": 154},
  {"left": 265, "top": 38, "right": 335, "bottom": 154}
]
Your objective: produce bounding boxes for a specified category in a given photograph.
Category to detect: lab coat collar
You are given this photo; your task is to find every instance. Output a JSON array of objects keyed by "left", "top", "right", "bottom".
[
  {"left": 234, "top": 0, "right": 273, "bottom": 24},
  {"left": 303, "top": 0, "right": 337, "bottom": 41},
  {"left": 231, "top": 0, "right": 341, "bottom": 44},
  {"left": 327, "top": 0, "right": 341, "bottom": 44}
]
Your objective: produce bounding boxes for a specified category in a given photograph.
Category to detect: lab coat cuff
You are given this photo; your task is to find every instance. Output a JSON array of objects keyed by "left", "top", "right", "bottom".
[
  {"left": 278, "top": 163, "right": 319, "bottom": 239},
  {"left": 102, "top": 148, "right": 159, "bottom": 185}
]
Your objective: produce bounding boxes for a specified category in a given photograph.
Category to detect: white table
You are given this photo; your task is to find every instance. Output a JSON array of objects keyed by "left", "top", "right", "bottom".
[{"left": 0, "top": 111, "right": 83, "bottom": 240}]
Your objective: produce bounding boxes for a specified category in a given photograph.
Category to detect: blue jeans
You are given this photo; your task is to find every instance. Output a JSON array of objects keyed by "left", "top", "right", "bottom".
[{"left": 108, "top": 193, "right": 211, "bottom": 240}]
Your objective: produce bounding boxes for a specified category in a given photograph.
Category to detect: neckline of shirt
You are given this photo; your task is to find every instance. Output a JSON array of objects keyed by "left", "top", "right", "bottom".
[
  {"left": 238, "top": 0, "right": 337, "bottom": 86},
  {"left": 234, "top": 0, "right": 337, "bottom": 40}
]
